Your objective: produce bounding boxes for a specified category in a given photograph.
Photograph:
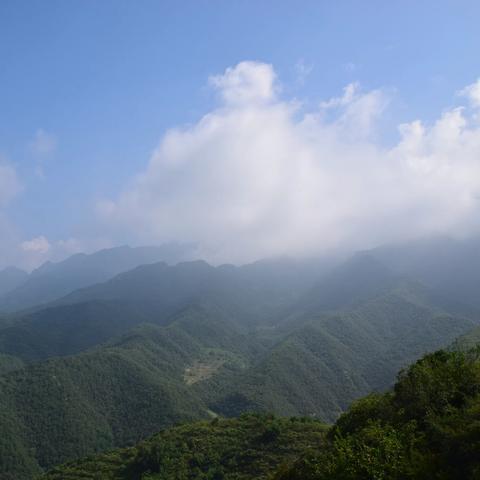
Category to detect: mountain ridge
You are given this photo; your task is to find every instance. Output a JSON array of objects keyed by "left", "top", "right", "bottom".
[{"left": 0, "top": 245, "right": 191, "bottom": 312}]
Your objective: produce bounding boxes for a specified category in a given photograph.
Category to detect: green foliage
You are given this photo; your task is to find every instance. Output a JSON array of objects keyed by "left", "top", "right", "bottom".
[
  {"left": 451, "top": 325, "right": 480, "bottom": 352},
  {"left": 41, "top": 415, "right": 327, "bottom": 480},
  {"left": 0, "top": 353, "right": 23, "bottom": 374},
  {"left": 1, "top": 254, "right": 479, "bottom": 479},
  {"left": 207, "top": 282, "right": 475, "bottom": 423},
  {"left": 394, "top": 348, "right": 480, "bottom": 423},
  {"left": 276, "top": 347, "right": 480, "bottom": 480},
  {"left": 43, "top": 347, "right": 480, "bottom": 480},
  {"left": 41, "top": 348, "right": 480, "bottom": 480},
  {"left": 0, "top": 307, "right": 250, "bottom": 479},
  {"left": 1, "top": 271, "right": 478, "bottom": 478},
  {"left": 0, "top": 301, "right": 152, "bottom": 362}
]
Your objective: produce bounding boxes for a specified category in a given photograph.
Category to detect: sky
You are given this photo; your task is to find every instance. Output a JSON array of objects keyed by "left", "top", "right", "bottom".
[{"left": 1, "top": 0, "right": 480, "bottom": 270}]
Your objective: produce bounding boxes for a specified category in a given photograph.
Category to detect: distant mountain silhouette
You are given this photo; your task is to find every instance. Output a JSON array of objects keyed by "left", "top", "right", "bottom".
[{"left": 0, "top": 244, "right": 191, "bottom": 311}]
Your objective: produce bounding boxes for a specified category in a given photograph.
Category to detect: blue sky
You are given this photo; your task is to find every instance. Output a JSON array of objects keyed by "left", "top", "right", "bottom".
[{"left": 1, "top": 1, "right": 480, "bottom": 269}]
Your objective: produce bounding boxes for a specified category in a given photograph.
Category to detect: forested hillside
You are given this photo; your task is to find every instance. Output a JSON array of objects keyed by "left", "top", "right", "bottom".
[
  {"left": 200, "top": 279, "right": 475, "bottom": 421},
  {"left": 0, "top": 305, "right": 259, "bottom": 478},
  {"left": 276, "top": 347, "right": 480, "bottom": 479},
  {"left": 0, "top": 259, "right": 328, "bottom": 365},
  {"left": 0, "top": 246, "right": 479, "bottom": 478},
  {"left": 43, "top": 415, "right": 328, "bottom": 480},
  {"left": 41, "top": 347, "right": 480, "bottom": 480},
  {"left": 451, "top": 325, "right": 480, "bottom": 351},
  {"left": 0, "top": 300, "right": 152, "bottom": 362}
]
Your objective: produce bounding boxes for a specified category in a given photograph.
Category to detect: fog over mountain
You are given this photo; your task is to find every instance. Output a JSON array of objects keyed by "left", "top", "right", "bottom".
[
  {"left": 97, "top": 63, "right": 480, "bottom": 264},
  {"left": 2, "top": 62, "right": 480, "bottom": 269},
  {"left": 0, "top": 244, "right": 192, "bottom": 312},
  {"left": 0, "top": 236, "right": 479, "bottom": 478},
  {"left": 2, "top": 3, "right": 480, "bottom": 479}
]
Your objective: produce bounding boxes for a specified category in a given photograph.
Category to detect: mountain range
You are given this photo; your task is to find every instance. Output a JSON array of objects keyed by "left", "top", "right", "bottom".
[
  {"left": 0, "top": 244, "right": 191, "bottom": 313},
  {"left": 0, "top": 236, "right": 479, "bottom": 478}
]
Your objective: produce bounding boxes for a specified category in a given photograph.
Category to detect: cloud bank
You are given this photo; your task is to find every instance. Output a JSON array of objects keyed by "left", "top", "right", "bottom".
[
  {"left": 21, "top": 236, "right": 51, "bottom": 255},
  {"left": 99, "top": 62, "right": 480, "bottom": 263}
]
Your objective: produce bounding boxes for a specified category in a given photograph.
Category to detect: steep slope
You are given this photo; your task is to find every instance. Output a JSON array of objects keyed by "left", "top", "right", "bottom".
[
  {"left": 205, "top": 281, "right": 477, "bottom": 422},
  {"left": 1, "top": 251, "right": 478, "bottom": 479},
  {"left": 297, "top": 253, "right": 401, "bottom": 313},
  {"left": 0, "top": 256, "right": 333, "bottom": 372},
  {"left": 0, "top": 245, "right": 189, "bottom": 312},
  {"left": 370, "top": 235, "right": 480, "bottom": 309},
  {"left": 0, "top": 306, "right": 256, "bottom": 479},
  {"left": 0, "top": 300, "right": 152, "bottom": 362},
  {"left": 451, "top": 325, "right": 480, "bottom": 351},
  {"left": 57, "top": 259, "right": 320, "bottom": 326},
  {"left": 235, "top": 256, "right": 338, "bottom": 321},
  {"left": 0, "top": 258, "right": 325, "bottom": 364},
  {"left": 205, "top": 324, "right": 371, "bottom": 421},
  {"left": 59, "top": 260, "right": 237, "bottom": 307}
]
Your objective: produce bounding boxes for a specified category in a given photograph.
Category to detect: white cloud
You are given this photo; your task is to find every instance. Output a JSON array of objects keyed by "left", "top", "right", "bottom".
[
  {"left": 2, "top": 235, "right": 114, "bottom": 271},
  {"left": 98, "top": 63, "right": 480, "bottom": 264},
  {"left": 209, "top": 61, "right": 277, "bottom": 106},
  {"left": 21, "top": 236, "right": 51, "bottom": 254},
  {"left": 320, "top": 82, "right": 360, "bottom": 109},
  {"left": 318, "top": 82, "right": 389, "bottom": 139},
  {"left": 459, "top": 78, "right": 480, "bottom": 108},
  {"left": 53, "top": 237, "right": 113, "bottom": 259}
]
